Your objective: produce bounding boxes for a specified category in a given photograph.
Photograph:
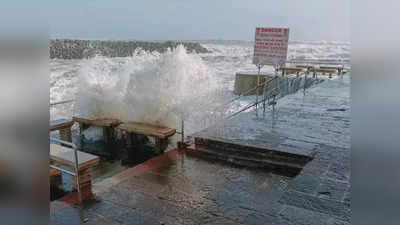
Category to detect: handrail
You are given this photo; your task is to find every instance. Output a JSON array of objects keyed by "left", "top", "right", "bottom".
[
  {"left": 221, "top": 76, "right": 279, "bottom": 107},
  {"left": 226, "top": 85, "right": 281, "bottom": 119},
  {"left": 191, "top": 73, "right": 278, "bottom": 115},
  {"left": 192, "top": 74, "right": 286, "bottom": 131},
  {"left": 50, "top": 99, "right": 74, "bottom": 106},
  {"left": 226, "top": 96, "right": 267, "bottom": 119},
  {"left": 286, "top": 59, "right": 350, "bottom": 66},
  {"left": 199, "top": 75, "right": 280, "bottom": 118},
  {"left": 50, "top": 137, "right": 77, "bottom": 149},
  {"left": 49, "top": 137, "right": 81, "bottom": 202},
  {"left": 222, "top": 71, "right": 314, "bottom": 120}
]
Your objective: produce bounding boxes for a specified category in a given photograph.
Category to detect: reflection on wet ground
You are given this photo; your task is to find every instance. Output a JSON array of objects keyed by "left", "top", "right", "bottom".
[{"left": 51, "top": 145, "right": 349, "bottom": 225}]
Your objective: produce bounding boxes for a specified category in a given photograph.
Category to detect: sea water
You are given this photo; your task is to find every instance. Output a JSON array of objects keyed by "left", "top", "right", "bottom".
[{"left": 50, "top": 40, "right": 350, "bottom": 137}]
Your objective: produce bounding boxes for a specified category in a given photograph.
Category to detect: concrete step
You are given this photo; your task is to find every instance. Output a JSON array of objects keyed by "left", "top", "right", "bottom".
[
  {"left": 192, "top": 136, "right": 316, "bottom": 171},
  {"left": 186, "top": 145, "right": 304, "bottom": 177}
]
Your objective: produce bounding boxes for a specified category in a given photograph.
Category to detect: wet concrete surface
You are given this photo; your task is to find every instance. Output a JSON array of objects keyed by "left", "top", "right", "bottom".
[
  {"left": 193, "top": 76, "right": 350, "bottom": 158},
  {"left": 51, "top": 147, "right": 349, "bottom": 225},
  {"left": 50, "top": 131, "right": 168, "bottom": 200},
  {"left": 51, "top": 75, "right": 350, "bottom": 225}
]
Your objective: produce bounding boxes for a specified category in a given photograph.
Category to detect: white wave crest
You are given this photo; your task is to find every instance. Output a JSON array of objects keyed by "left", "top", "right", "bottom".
[{"left": 74, "top": 45, "right": 220, "bottom": 130}]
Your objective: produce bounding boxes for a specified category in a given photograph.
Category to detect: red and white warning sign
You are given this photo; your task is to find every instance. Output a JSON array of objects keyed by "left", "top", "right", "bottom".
[{"left": 252, "top": 27, "right": 289, "bottom": 66}]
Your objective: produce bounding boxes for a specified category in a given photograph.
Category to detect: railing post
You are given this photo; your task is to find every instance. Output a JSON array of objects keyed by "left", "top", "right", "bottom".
[
  {"left": 255, "top": 64, "right": 261, "bottom": 115},
  {"left": 303, "top": 70, "right": 307, "bottom": 95},
  {"left": 50, "top": 137, "right": 81, "bottom": 203},
  {"left": 73, "top": 147, "right": 81, "bottom": 203},
  {"left": 50, "top": 99, "right": 74, "bottom": 106},
  {"left": 275, "top": 65, "right": 280, "bottom": 99},
  {"left": 263, "top": 79, "right": 267, "bottom": 115},
  {"left": 181, "top": 118, "right": 184, "bottom": 143}
]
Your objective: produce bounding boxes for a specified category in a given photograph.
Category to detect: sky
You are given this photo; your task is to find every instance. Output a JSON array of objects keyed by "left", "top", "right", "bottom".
[{"left": 11, "top": 0, "right": 350, "bottom": 42}]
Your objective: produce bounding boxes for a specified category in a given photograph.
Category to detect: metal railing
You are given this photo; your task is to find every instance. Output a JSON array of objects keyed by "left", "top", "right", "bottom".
[
  {"left": 225, "top": 77, "right": 280, "bottom": 119},
  {"left": 218, "top": 69, "right": 316, "bottom": 122},
  {"left": 173, "top": 118, "right": 185, "bottom": 144},
  {"left": 50, "top": 99, "right": 74, "bottom": 106},
  {"left": 286, "top": 59, "right": 349, "bottom": 64},
  {"left": 50, "top": 137, "right": 81, "bottom": 203}
]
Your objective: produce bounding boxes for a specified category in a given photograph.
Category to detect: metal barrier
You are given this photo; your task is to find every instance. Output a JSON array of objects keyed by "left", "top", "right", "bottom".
[
  {"left": 50, "top": 99, "right": 74, "bottom": 106},
  {"left": 49, "top": 137, "right": 81, "bottom": 203},
  {"left": 174, "top": 118, "right": 185, "bottom": 143},
  {"left": 286, "top": 59, "right": 350, "bottom": 66},
  {"left": 223, "top": 69, "right": 315, "bottom": 120}
]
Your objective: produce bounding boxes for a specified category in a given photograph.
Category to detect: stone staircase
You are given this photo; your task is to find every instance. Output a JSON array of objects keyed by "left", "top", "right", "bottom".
[{"left": 186, "top": 136, "right": 317, "bottom": 176}]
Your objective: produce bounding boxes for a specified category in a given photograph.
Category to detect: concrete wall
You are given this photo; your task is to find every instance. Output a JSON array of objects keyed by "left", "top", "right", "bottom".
[
  {"left": 233, "top": 73, "right": 270, "bottom": 95},
  {"left": 233, "top": 72, "right": 324, "bottom": 97},
  {"left": 50, "top": 39, "right": 210, "bottom": 59}
]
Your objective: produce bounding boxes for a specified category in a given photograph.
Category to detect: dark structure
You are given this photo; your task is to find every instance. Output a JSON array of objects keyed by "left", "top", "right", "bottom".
[{"left": 50, "top": 39, "right": 210, "bottom": 59}]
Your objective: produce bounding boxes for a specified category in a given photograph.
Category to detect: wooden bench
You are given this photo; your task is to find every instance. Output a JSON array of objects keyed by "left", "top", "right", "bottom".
[
  {"left": 312, "top": 68, "right": 337, "bottom": 78},
  {"left": 50, "top": 119, "right": 74, "bottom": 142},
  {"left": 50, "top": 144, "right": 100, "bottom": 194},
  {"left": 279, "top": 67, "right": 304, "bottom": 76},
  {"left": 73, "top": 117, "right": 121, "bottom": 144},
  {"left": 118, "top": 122, "right": 176, "bottom": 154},
  {"left": 296, "top": 65, "right": 314, "bottom": 72},
  {"left": 320, "top": 66, "right": 344, "bottom": 74},
  {"left": 50, "top": 168, "right": 62, "bottom": 189},
  {"left": 50, "top": 168, "right": 61, "bottom": 176}
]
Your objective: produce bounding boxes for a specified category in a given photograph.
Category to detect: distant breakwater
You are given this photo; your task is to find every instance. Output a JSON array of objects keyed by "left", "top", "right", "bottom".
[{"left": 50, "top": 39, "right": 210, "bottom": 59}]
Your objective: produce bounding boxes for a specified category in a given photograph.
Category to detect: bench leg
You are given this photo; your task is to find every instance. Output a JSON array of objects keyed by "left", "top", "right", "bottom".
[
  {"left": 103, "top": 126, "right": 117, "bottom": 143},
  {"left": 126, "top": 132, "right": 134, "bottom": 149},
  {"left": 155, "top": 138, "right": 169, "bottom": 154},
  {"left": 72, "top": 167, "right": 94, "bottom": 201},
  {"left": 79, "top": 122, "right": 88, "bottom": 134},
  {"left": 78, "top": 122, "right": 87, "bottom": 149},
  {"left": 59, "top": 127, "right": 72, "bottom": 142},
  {"left": 103, "top": 127, "right": 109, "bottom": 144}
]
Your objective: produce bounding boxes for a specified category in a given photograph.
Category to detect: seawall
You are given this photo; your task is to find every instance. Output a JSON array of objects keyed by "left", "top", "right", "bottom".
[{"left": 50, "top": 39, "right": 210, "bottom": 59}]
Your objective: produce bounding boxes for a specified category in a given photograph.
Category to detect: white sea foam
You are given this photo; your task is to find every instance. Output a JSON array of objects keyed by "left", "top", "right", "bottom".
[
  {"left": 73, "top": 45, "right": 221, "bottom": 131},
  {"left": 50, "top": 40, "right": 350, "bottom": 135}
]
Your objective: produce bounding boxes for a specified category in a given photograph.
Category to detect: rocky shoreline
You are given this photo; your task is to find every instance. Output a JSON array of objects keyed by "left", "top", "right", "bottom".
[{"left": 50, "top": 39, "right": 210, "bottom": 59}]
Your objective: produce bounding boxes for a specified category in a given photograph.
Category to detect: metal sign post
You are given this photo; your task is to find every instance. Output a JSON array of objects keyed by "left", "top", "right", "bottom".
[
  {"left": 274, "top": 64, "right": 279, "bottom": 112},
  {"left": 303, "top": 67, "right": 307, "bottom": 95},
  {"left": 255, "top": 64, "right": 263, "bottom": 116}
]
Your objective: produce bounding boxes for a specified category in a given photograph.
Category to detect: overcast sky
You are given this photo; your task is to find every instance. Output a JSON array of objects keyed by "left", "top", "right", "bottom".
[{"left": 44, "top": 0, "right": 349, "bottom": 41}]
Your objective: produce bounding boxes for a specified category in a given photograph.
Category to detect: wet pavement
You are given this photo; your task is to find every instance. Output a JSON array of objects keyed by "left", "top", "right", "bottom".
[
  {"left": 51, "top": 75, "right": 350, "bottom": 225},
  {"left": 193, "top": 76, "right": 350, "bottom": 157}
]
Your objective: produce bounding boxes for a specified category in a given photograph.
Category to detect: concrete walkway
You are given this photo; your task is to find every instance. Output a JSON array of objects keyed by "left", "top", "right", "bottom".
[{"left": 51, "top": 75, "right": 350, "bottom": 225}]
